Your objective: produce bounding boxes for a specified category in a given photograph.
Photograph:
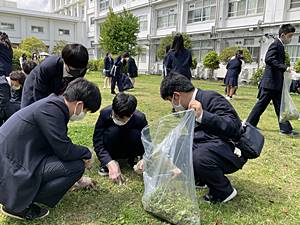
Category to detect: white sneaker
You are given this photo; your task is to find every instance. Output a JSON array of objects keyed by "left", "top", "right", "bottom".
[
  {"left": 225, "top": 96, "right": 231, "bottom": 100},
  {"left": 222, "top": 188, "right": 237, "bottom": 203}
]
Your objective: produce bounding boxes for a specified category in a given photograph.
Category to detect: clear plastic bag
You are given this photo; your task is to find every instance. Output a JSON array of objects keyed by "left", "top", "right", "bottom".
[
  {"left": 141, "top": 110, "right": 200, "bottom": 225},
  {"left": 280, "top": 72, "right": 300, "bottom": 122}
]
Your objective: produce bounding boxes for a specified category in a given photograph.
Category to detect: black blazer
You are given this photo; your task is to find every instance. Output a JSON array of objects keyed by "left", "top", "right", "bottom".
[
  {"left": 21, "top": 56, "right": 64, "bottom": 108},
  {"left": 0, "top": 75, "right": 10, "bottom": 123},
  {"left": 193, "top": 89, "right": 247, "bottom": 169},
  {"left": 225, "top": 57, "right": 242, "bottom": 78},
  {"left": 0, "top": 43, "right": 13, "bottom": 76},
  {"left": 104, "top": 56, "right": 114, "bottom": 70},
  {"left": 260, "top": 38, "right": 288, "bottom": 91},
  {"left": 165, "top": 49, "right": 192, "bottom": 79},
  {"left": 127, "top": 57, "right": 138, "bottom": 76},
  {"left": 93, "top": 106, "right": 148, "bottom": 166},
  {"left": 0, "top": 94, "right": 91, "bottom": 211},
  {"left": 111, "top": 56, "right": 124, "bottom": 77}
]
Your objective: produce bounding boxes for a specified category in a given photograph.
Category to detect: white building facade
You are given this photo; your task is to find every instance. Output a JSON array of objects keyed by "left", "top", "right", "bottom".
[{"left": 0, "top": 1, "right": 86, "bottom": 53}]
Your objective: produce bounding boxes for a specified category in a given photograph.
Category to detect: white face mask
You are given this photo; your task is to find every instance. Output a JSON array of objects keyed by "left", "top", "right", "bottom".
[
  {"left": 111, "top": 114, "right": 131, "bottom": 126},
  {"left": 70, "top": 104, "right": 86, "bottom": 121},
  {"left": 172, "top": 95, "right": 185, "bottom": 112}
]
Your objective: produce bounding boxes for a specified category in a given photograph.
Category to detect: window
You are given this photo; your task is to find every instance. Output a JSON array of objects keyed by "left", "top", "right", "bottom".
[
  {"left": 67, "top": 9, "right": 71, "bottom": 16},
  {"left": 192, "top": 40, "right": 213, "bottom": 62},
  {"left": 157, "top": 7, "right": 177, "bottom": 29},
  {"left": 74, "top": 8, "right": 78, "bottom": 17},
  {"left": 140, "top": 53, "right": 147, "bottom": 63},
  {"left": 0, "top": 22, "right": 15, "bottom": 30},
  {"left": 81, "top": 6, "right": 85, "bottom": 17},
  {"left": 99, "top": 0, "right": 109, "bottom": 11},
  {"left": 59, "top": 29, "right": 70, "bottom": 35},
  {"left": 286, "top": 42, "right": 300, "bottom": 63},
  {"left": 91, "top": 41, "right": 95, "bottom": 47},
  {"left": 31, "top": 26, "right": 44, "bottom": 33},
  {"left": 114, "top": 0, "right": 126, "bottom": 7},
  {"left": 228, "top": 0, "right": 265, "bottom": 17},
  {"left": 188, "top": 0, "right": 216, "bottom": 23},
  {"left": 139, "top": 15, "right": 148, "bottom": 31},
  {"left": 90, "top": 17, "right": 95, "bottom": 25},
  {"left": 290, "top": 0, "right": 300, "bottom": 8}
]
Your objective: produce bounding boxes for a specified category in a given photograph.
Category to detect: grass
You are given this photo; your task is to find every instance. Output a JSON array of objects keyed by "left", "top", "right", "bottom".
[{"left": 1, "top": 72, "right": 299, "bottom": 225}]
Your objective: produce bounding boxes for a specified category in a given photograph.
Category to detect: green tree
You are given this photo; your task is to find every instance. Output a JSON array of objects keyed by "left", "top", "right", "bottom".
[
  {"left": 51, "top": 40, "right": 67, "bottom": 56},
  {"left": 203, "top": 51, "right": 220, "bottom": 79},
  {"left": 294, "top": 59, "right": 300, "bottom": 73},
  {"left": 285, "top": 51, "right": 291, "bottom": 66},
  {"left": 219, "top": 46, "right": 252, "bottom": 64},
  {"left": 19, "top": 36, "right": 47, "bottom": 54},
  {"left": 99, "top": 8, "right": 139, "bottom": 55},
  {"left": 250, "top": 67, "right": 264, "bottom": 86},
  {"left": 157, "top": 33, "right": 192, "bottom": 59}
]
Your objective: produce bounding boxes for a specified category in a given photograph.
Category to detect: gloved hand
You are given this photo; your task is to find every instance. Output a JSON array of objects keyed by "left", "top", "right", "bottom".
[{"left": 73, "top": 176, "right": 97, "bottom": 191}]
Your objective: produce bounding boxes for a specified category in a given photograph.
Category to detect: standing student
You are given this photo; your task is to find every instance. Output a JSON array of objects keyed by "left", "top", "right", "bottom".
[
  {"left": 19, "top": 53, "right": 27, "bottom": 70},
  {"left": 247, "top": 24, "right": 299, "bottom": 136},
  {"left": 224, "top": 50, "right": 244, "bottom": 100},
  {"left": 21, "top": 44, "right": 89, "bottom": 108},
  {"left": 103, "top": 52, "right": 114, "bottom": 89},
  {"left": 165, "top": 33, "right": 192, "bottom": 79},
  {"left": 93, "top": 93, "right": 147, "bottom": 184},
  {"left": 127, "top": 56, "right": 138, "bottom": 87},
  {"left": 0, "top": 75, "right": 10, "bottom": 126},
  {"left": 0, "top": 32, "right": 13, "bottom": 77},
  {"left": 110, "top": 52, "right": 130, "bottom": 95},
  {"left": 0, "top": 78, "right": 101, "bottom": 220}
]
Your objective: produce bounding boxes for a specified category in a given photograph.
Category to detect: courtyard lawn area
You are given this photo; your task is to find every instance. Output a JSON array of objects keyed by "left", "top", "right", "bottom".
[{"left": 1, "top": 72, "right": 299, "bottom": 225}]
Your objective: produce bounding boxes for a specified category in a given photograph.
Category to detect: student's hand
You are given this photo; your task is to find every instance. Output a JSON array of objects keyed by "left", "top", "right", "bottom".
[
  {"left": 188, "top": 100, "right": 203, "bottom": 119},
  {"left": 287, "top": 67, "right": 292, "bottom": 73},
  {"left": 107, "top": 160, "right": 126, "bottom": 184},
  {"left": 83, "top": 157, "right": 94, "bottom": 170},
  {"left": 171, "top": 168, "right": 182, "bottom": 179},
  {"left": 73, "top": 176, "right": 97, "bottom": 191},
  {"left": 133, "top": 159, "right": 144, "bottom": 174}
]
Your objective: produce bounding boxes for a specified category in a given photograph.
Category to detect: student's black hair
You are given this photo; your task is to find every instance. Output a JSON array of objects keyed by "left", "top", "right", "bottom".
[
  {"left": 236, "top": 50, "right": 243, "bottom": 56},
  {"left": 112, "top": 93, "right": 137, "bottom": 118},
  {"left": 106, "top": 52, "right": 111, "bottom": 57},
  {"left": 122, "top": 52, "right": 130, "bottom": 58},
  {"left": 22, "top": 60, "right": 37, "bottom": 75},
  {"left": 0, "top": 32, "right": 12, "bottom": 49},
  {"left": 9, "top": 71, "right": 26, "bottom": 86},
  {"left": 279, "top": 24, "right": 296, "bottom": 36},
  {"left": 160, "top": 72, "right": 195, "bottom": 100},
  {"left": 171, "top": 33, "right": 185, "bottom": 56},
  {"left": 62, "top": 44, "right": 89, "bottom": 69},
  {"left": 21, "top": 53, "right": 27, "bottom": 59},
  {"left": 63, "top": 78, "right": 101, "bottom": 113},
  {"left": 165, "top": 44, "right": 171, "bottom": 54}
]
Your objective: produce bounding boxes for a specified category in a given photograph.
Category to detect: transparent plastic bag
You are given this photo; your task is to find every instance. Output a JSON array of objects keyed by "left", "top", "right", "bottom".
[
  {"left": 280, "top": 72, "right": 300, "bottom": 122},
  {"left": 141, "top": 110, "right": 200, "bottom": 225}
]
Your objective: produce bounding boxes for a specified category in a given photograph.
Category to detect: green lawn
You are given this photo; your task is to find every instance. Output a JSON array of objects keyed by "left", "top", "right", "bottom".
[{"left": 1, "top": 72, "right": 299, "bottom": 225}]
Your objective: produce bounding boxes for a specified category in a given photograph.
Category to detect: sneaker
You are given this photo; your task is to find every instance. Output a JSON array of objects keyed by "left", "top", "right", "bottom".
[
  {"left": 195, "top": 180, "right": 207, "bottom": 189},
  {"left": 111, "top": 91, "right": 116, "bottom": 95},
  {"left": 279, "top": 130, "right": 299, "bottom": 137},
  {"left": 225, "top": 96, "right": 232, "bottom": 100},
  {"left": 98, "top": 166, "right": 109, "bottom": 176},
  {"left": 1, "top": 204, "right": 49, "bottom": 220},
  {"left": 203, "top": 188, "right": 237, "bottom": 204}
]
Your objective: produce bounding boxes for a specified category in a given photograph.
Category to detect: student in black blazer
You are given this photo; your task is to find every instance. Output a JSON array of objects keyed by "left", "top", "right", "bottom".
[
  {"left": 21, "top": 44, "right": 89, "bottom": 108},
  {"left": 93, "top": 93, "right": 147, "bottom": 184},
  {"left": 165, "top": 33, "right": 192, "bottom": 79},
  {"left": 247, "top": 24, "right": 298, "bottom": 136},
  {"left": 103, "top": 52, "right": 114, "bottom": 89},
  {"left": 0, "top": 32, "right": 13, "bottom": 77},
  {"left": 110, "top": 52, "right": 130, "bottom": 95},
  {"left": 0, "top": 78, "right": 101, "bottom": 220},
  {"left": 127, "top": 56, "right": 138, "bottom": 87},
  {"left": 157, "top": 73, "right": 247, "bottom": 203}
]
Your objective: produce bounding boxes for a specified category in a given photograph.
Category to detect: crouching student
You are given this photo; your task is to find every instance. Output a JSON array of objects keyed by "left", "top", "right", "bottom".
[
  {"left": 0, "top": 78, "right": 101, "bottom": 220},
  {"left": 93, "top": 93, "right": 147, "bottom": 184},
  {"left": 158, "top": 73, "right": 247, "bottom": 203}
]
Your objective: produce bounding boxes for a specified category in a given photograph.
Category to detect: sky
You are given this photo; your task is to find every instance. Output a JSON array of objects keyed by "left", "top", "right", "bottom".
[{"left": 17, "top": 0, "right": 50, "bottom": 12}]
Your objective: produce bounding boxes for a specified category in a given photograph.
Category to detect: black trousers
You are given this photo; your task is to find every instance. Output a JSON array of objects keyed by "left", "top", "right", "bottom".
[
  {"left": 193, "top": 148, "right": 239, "bottom": 200},
  {"left": 34, "top": 156, "right": 84, "bottom": 208},
  {"left": 103, "top": 127, "right": 144, "bottom": 166},
  {"left": 247, "top": 87, "right": 292, "bottom": 132},
  {"left": 111, "top": 74, "right": 123, "bottom": 93}
]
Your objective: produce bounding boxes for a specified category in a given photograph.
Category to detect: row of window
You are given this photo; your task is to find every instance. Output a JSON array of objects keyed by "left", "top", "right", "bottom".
[{"left": 0, "top": 22, "right": 70, "bottom": 35}]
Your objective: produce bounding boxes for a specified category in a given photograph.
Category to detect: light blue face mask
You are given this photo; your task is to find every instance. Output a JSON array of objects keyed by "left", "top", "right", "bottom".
[{"left": 172, "top": 95, "right": 186, "bottom": 112}]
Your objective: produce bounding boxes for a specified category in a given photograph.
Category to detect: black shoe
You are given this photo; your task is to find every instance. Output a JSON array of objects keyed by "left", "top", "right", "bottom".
[
  {"left": 98, "top": 166, "right": 109, "bottom": 176},
  {"left": 1, "top": 204, "right": 49, "bottom": 220},
  {"left": 279, "top": 130, "right": 299, "bottom": 137},
  {"left": 203, "top": 188, "right": 237, "bottom": 204},
  {"left": 195, "top": 180, "right": 207, "bottom": 189},
  {"left": 111, "top": 91, "right": 116, "bottom": 95}
]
